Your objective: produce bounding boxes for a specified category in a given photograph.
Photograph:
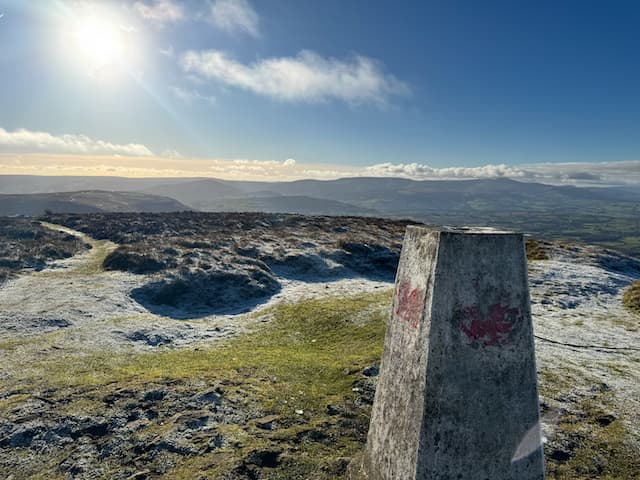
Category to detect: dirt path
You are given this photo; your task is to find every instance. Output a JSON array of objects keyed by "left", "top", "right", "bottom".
[{"left": 38, "top": 221, "right": 119, "bottom": 275}]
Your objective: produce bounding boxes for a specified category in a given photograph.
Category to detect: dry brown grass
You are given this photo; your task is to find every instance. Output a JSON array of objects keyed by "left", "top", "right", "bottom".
[
  {"left": 526, "top": 238, "right": 550, "bottom": 261},
  {"left": 622, "top": 279, "right": 640, "bottom": 314}
]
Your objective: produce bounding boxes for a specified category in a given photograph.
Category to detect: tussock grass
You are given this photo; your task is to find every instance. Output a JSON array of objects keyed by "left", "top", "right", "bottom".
[
  {"left": 622, "top": 280, "right": 640, "bottom": 315},
  {"left": 526, "top": 238, "right": 550, "bottom": 261}
]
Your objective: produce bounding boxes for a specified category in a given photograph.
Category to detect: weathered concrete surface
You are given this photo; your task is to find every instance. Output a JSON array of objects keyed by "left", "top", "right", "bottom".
[{"left": 355, "top": 226, "right": 545, "bottom": 480}]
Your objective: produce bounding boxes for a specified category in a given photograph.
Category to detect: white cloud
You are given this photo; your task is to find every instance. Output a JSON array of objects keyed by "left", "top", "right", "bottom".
[
  {"left": 133, "top": 0, "right": 185, "bottom": 25},
  {"left": 0, "top": 127, "right": 154, "bottom": 156},
  {"left": 363, "top": 160, "right": 640, "bottom": 186},
  {"left": 158, "top": 45, "right": 175, "bottom": 58},
  {"left": 365, "top": 162, "right": 528, "bottom": 180},
  {"left": 181, "top": 49, "right": 409, "bottom": 105},
  {"left": 169, "top": 86, "right": 216, "bottom": 106},
  {"left": 209, "top": 0, "right": 259, "bottom": 37},
  {"left": 1, "top": 152, "right": 639, "bottom": 186}
]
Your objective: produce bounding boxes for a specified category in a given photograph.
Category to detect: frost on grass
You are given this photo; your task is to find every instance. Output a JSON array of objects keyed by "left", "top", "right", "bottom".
[
  {"left": 45, "top": 212, "right": 411, "bottom": 318},
  {"left": 1, "top": 214, "right": 639, "bottom": 478}
]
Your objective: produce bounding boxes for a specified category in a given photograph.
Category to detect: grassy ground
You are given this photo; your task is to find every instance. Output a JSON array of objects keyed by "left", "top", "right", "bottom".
[
  {"left": 1, "top": 291, "right": 392, "bottom": 479},
  {"left": 540, "top": 372, "right": 640, "bottom": 480},
  {"left": 3, "top": 288, "right": 638, "bottom": 478}
]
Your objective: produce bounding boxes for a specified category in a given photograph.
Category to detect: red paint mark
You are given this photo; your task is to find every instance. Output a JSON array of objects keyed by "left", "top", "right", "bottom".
[
  {"left": 395, "top": 280, "right": 424, "bottom": 329},
  {"left": 460, "top": 303, "right": 520, "bottom": 347}
]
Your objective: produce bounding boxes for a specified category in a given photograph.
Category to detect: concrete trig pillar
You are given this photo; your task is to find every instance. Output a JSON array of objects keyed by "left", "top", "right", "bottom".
[{"left": 354, "top": 226, "right": 545, "bottom": 480}]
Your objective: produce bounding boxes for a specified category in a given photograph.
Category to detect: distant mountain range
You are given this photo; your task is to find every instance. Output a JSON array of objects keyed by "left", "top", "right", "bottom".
[
  {"left": 1, "top": 174, "right": 639, "bottom": 217},
  {"left": 2, "top": 174, "right": 640, "bottom": 256}
]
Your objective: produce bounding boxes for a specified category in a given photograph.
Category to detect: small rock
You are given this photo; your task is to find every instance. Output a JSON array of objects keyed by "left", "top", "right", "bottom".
[
  {"left": 254, "top": 415, "right": 279, "bottom": 430},
  {"left": 326, "top": 404, "right": 341, "bottom": 415},
  {"left": 362, "top": 366, "right": 379, "bottom": 377}
]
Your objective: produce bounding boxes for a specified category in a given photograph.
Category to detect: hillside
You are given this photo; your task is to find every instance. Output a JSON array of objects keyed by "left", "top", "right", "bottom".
[
  {"left": 0, "top": 191, "right": 191, "bottom": 216},
  {"left": 4, "top": 175, "right": 640, "bottom": 213},
  {"left": 0, "top": 213, "right": 638, "bottom": 479},
  {"left": 2, "top": 175, "right": 640, "bottom": 256}
]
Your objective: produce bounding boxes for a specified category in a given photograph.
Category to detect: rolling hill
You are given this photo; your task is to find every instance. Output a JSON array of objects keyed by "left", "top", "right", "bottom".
[{"left": 0, "top": 191, "right": 190, "bottom": 216}]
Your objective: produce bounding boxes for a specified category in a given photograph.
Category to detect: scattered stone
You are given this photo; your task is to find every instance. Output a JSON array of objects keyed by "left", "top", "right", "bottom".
[
  {"left": 254, "top": 415, "right": 279, "bottom": 430},
  {"left": 125, "top": 330, "right": 174, "bottom": 347}
]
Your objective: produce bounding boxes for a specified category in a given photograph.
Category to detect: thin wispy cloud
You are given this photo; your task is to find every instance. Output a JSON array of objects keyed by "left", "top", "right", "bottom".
[
  {"left": 209, "top": 0, "right": 259, "bottom": 37},
  {"left": 169, "top": 86, "right": 216, "bottom": 106},
  {"left": 0, "top": 127, "right": 153, "bottom": 157},
  {"left": 158, "top": 45, "right": 175, "bottom": 58},
  {"left": 181, "top": 50, "right": 410, "bottom": 106},
  {"left": 133, "top": 0, "right": 185, "bottom": 26}
]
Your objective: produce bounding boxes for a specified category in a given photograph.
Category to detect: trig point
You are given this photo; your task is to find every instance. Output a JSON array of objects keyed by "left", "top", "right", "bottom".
[{"left": 354, "top": 226, "right": 545, "bottom": 480}]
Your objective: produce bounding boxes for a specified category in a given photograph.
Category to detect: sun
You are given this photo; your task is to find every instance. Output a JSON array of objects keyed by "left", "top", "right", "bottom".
[
  {"left": 58, "top": 3, "right": 144, "bottom": 82},
  {"left": 72, "top": 17, "right": 125, "bottom": 70}
]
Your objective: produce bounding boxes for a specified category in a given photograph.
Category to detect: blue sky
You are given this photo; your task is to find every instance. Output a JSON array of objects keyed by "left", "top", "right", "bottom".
[{"left": 0, "top": 0, "right": 639, "bottom": 183}]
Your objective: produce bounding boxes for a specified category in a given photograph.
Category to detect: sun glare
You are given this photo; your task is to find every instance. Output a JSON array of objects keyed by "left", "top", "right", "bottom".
[
  {"left": 60, "top": 3, "right": 142, "bottom": 83},
  {"left": 73, "top": 18, "right": 124, "bottom": 69}
]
